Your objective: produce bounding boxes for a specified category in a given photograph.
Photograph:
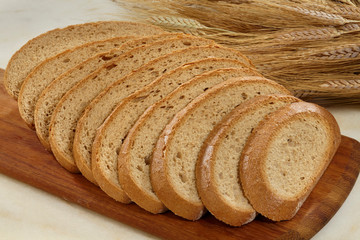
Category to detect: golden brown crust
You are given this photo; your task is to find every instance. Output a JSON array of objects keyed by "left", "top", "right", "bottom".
[
  {"left": 196, "top": 95, "right": 301, "bottom": 226},
  {"left": 92, "top": 126, "right": 131, "bottom": 204},
  {"left": 49, "top": 126, "right": 79, "bottom": 173},
  {"left": 239, "top": 102, "right": 341, "bottom": 221},
  {"left": 118, "top": 135, "right": 168, "bottom": 213}
]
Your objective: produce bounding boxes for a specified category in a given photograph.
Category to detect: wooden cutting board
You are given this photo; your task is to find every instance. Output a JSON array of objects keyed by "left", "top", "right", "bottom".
[{"left": 0, "top": 68, "right": 359, "bottom": 240}]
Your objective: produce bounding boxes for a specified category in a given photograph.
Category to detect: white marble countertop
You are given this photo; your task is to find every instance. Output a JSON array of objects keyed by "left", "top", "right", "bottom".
[{"left": 0, "top": 0, "right": 359, "bottom": 239}]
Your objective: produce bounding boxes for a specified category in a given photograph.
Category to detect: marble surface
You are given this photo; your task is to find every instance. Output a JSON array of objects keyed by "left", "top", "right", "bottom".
[{"left": 0, "top": 0, "right": 359, "bottom": 239}]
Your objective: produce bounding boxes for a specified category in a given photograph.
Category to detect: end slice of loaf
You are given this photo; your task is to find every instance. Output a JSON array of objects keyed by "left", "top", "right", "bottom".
[
  {"left": 151, "top": 77, "right": 290, "bottom": 220},
  {"left": 4, "top": 21, "right": 164, "bottom": 99},
  {"left": 116, "top": 66, "right": 260, "bottom": 214},
  {"left": 50, "top": 36, "right": 214, "bottom": 173},
  {"left": 89, "top": 46, "right": 254, "bottom": 204},
  {"left": 19, "top": 36, "right": 133, "bottom": 129},
  {"left": 196, "top": 94, "right": 301, "bottom": 226},
  {"left": 239, "top": 101, "right": 341, "bottom": 221},
  {"left": 34, "top": 33, "right": 181, "bottom": 152}
]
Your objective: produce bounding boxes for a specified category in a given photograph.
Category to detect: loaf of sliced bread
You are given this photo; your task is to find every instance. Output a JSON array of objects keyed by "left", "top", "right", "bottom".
[
  {"left": 151, "top": 77, "right": 290, "bottom": 220},
  {"left": 239, "top": 102, "right": 341, "bottom": 221},
  {"left": 114, "top": 67, "right": 260, "bottom": 214},
  {"left": 19, "top": 36, "right": 133, "bottom": 129},
  {"left": 90, "top": 46, "right": 254, "bottom": 204},
  {"left": 49, "top": 36, "right": 215, "bottom": 174},
  {"left": 4, "top": 21, "right": 164, "bottom": 99},
  {"left": 35, "top": 33, "right": 182, "bottom": 151},
  {"left": 196, "top": 95, "right": 301, "bottom": 226},
  {"left": 75, "top": 58, "right": 252, "bottom": 185}
]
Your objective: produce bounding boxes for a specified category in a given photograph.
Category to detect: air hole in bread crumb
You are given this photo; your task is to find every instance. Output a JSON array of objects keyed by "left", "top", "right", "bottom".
[
  {"left": 203, "top": 87, "right": 209, "bottom": 92},
  {"left": 101, "top": 55, "right": 114, "bottom": 61},
  {"left": 176, "top": 152, "right": 182, "bottom": 159},
  {"left": 241, "top": 92, "right": 248, "bottom": 100},
  {"left": 179, "top": 173, "right": 187, "bottom": 183},
  {"left": 144, "top": 155, "right": 151, "bottom": 165},
  {"left": 183, "top": 41, "right": 191, "bottom": 46},
  {"left": 106, "top": 63, "right": 117, "bottom": 71},
  {"left": 219, "top": 172, "right": 223, "bottom": 179},
  {"left": 179, "top": 95, "right": 185, "bottom": 99},
  {"left": 300, "top": 176, "right": 305, "bottom": 180},
  {"left": 116, "top": 147, "right": 120, "bottom": 155},
  {"left": 137, "top": 165, "right": 143, "bottom": 172},
  {"left": 63, "top": 58, "right": 70, "bottom": 63}
]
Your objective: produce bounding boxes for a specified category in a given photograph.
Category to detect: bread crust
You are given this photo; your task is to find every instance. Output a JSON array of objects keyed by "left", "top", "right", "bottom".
[
  {"left": 92, "top": 127, "right": 132, "bottom": 203},
  {"left": 4, "top": 21, "right": 165, "bottom": 99},
  {"left": 239, "top": 102, "right": 341, "bottom": 221},
  {"left": 151, "top": 77, "right": 290, "bottom": 220},
  {"left": 196, "top": 95, "right": 301, "bottom": 226}
]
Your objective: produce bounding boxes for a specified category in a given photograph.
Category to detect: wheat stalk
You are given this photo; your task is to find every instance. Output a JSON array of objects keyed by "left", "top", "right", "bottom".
[
  {"left": 320, "top": 79, "right": 360, "bottom": 89},
  {"left": 309, "top": 44, "right": 360, "bottom": 59},
  {"left": 275, "top": 27, "right": 340, "bottom": 41}
]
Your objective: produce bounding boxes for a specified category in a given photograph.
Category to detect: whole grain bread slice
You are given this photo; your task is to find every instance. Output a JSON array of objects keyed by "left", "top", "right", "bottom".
[
  {"left": 196, "top": 94, "right": 301, "bottom": 226},
  {"left": 4, "top": 21, "right": 164, "bottom": 99},
  {"left": 151, "top": 77, "right": 290, "bottom": 220},
  {"left": 35, "top": 33, "right": 182, "bottom": 151},
  {"left": 239, "top": 101, "right": 341, "bottom": 221},
  {"left": 18, "top": 36, "right": 134, "bottom": 129},
  {"left": 89, "top": 46, "right": 254, "bottom": 204},
  {"left": 49, "top": 36, "right": 215, "bottom": 175},
  {"left": 115, "top": 66, "right": 260, "bottom": 214}
]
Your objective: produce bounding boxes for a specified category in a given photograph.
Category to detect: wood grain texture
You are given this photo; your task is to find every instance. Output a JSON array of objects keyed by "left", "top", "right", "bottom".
[{"left": 0, "top": 68, "right": 359, "bottom": 240}]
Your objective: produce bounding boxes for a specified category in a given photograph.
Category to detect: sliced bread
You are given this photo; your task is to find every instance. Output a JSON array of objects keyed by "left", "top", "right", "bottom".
[
  {"left": 239, "top": 101, "right": 341, "bottom": 221},
  {"left": 151, "top": 77, "right": 290, "bottom": 220},
  {"left": 18, "top": 36, "right": 133, "bottom": 129},
  {"left": 4, "top": 21, "right": 164, "bottom": 99},
  {"left": 114, "top": 67, "right": 261, "bottom": 214},
  {"left": 74, "top": 58, "right": 253, "bottom": 185},
  {"left": 49, "top": 36, "right": 215, "bottom": 174},
  {"left": 89, "top": 46, "right": 254, "bottom": 203},
  {"left": 196, "top": 94, "right": 301, "bottom": 226},
  {"left": 35, "top": 33, "right": 182, "bottom": 151}
]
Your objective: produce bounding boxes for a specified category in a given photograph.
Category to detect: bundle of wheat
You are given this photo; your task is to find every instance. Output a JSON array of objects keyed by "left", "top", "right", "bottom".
[{"left": 115, "top": 0, "right": 360, "bottom": 105}]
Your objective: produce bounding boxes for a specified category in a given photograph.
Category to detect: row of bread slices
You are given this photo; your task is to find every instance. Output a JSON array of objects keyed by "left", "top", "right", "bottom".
[{"left": 4, "top": 21, "right": 341, "bottom": 226}]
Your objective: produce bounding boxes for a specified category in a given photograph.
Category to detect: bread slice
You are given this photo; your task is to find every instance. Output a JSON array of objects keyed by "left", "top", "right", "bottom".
[
  {"left": 4, "top": 21, "right": 164, "bottom": 99},
  {"left": 89, "top": 46, "right": 254, "bottom": 203},
  {"left": 114, "top": 67, "right": 261, "bottom": 214},
  {"left": 151, "top": 77, "right": 290, "bottom": 220},
  {"left": 35, "top": 33, "right": 182, "bottom": 151},
  {"left": 18, "top": 36, "right": 133, "bottom": 129},
  {"left": 74, "top": 58, "right": 253, "bottom": 186},
  {"left": 49, "top": 36, "right": 215, "bottom": 175},
  {"left": 239, "top": 102, "right": 341, "bottom": 221},
  {"left": 196, "top": 95, "right": 301, "bottom": 226}
]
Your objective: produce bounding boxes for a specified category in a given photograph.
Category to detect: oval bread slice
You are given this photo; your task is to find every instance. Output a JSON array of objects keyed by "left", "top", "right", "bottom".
[
  {"left": 116, "top": 67, "right": 261, "bottom": 214},
  {"left": 196, "top": 94, "right": 301, "bottom": 226},
  {"left": 35, "top": 33, "right": 182, "bottom": 151},
  {"left": 90, "top": 46, "right": 254, "bottom": 203},
  {"left": 49, "top": 36, "right": 215, "bottom": 174},
  {"left": 239, "top": 101, "right": 341, "bottom": 221},
  {"left": 151, "top": 77, "right": 291, "bottom": 220},
  {"left": 4, "top": 21, "right": 164, "bottom": 99}
]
